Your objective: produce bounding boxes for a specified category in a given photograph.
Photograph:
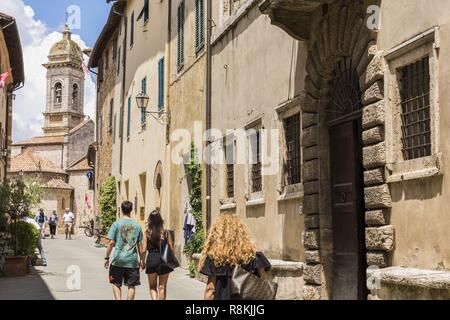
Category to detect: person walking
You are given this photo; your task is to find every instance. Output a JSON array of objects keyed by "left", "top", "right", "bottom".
[
  {"left": 141, "top": 209, "right": 177, "bottom": 300},
  {"left": 49, "top": 210, "right": 58, "bottom": 239},
  {"left": 104, "top": 201, "right": 145, "bottom": 301},
  {"left": 35, "top": 208, "right": 48, "bottom": 239},
  {"left": 198, "top": 214, "right": 271, "bottom": 300},
  {"left": 63, "top": 208, "right": 75, "bottom": 240}
]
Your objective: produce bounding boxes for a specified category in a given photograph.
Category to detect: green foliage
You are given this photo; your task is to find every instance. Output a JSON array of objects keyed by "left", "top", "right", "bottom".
[
  {"left": 188, "top": 260, "right": 196, "bottom": 278},
  {"left": 183, "top": 144, "right": 205, "bottom": 256},
  {"left": 99, "top": 176, "right": 117, "bottom": 234},
  {"left": 7, "top": 221, "right": 39, "bottom": 256}
]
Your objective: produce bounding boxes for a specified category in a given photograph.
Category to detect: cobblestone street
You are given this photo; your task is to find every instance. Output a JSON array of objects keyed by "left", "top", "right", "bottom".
[{"left": 0, "top": 235, "right": 204, "bottom": 300}]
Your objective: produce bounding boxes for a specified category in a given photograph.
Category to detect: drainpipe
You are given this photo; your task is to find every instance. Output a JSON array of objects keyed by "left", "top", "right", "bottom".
[
  {"left": 4, "top": 83, "right": 24, "bottom": 181},
  {"left": 119, "top": 14, "right": 128, "bottom": 177},
  {"left": 205, "top": 0, "right": 212, "bottom": 231}
]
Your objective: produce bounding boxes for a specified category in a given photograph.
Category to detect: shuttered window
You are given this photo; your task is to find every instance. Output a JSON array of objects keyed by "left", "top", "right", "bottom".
[
  {"left": 158, "top": 57, "right": 165, "bottom": 111},
  {"left": 195, "top": 0, "right": 205, "bottom": 53},
  {"left": 127, "top": 96, "right": 131, "bottom": 138},
  {"left": 130, "top": 12, "right": 135, "bottom": 48},
  {"left": 177, "top": 1, "right": 185, "bottom": 70}
]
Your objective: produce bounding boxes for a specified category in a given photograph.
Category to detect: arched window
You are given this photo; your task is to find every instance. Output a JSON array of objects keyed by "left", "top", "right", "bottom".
[
  {"left": 54, "top": 82, "right": 62, "bottom": 104},
  {"left": 72, "top": 84, "right": 79, "bottom": 107}
]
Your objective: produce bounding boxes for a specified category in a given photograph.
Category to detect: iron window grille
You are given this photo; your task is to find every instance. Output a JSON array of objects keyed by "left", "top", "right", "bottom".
[
  {"left": 251, "top": 130, "right": 262, "bottom": 193},
  {"left": 224, "top": 138, "right": 234, "bottom": 198},
  {"left": 399, "top": 56, "right": 431, "bottom": 160},
  {"left": 283, "top": 113, "right": 301, "bottom": 185}
]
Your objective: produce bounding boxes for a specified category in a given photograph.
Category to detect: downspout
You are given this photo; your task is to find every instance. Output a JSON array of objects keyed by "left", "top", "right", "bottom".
[
  {"left": 119, "top": 14, "right": 128, "bottom": 176},
  {"left": 205, "top": 0, "right": 212, "bottom": 231},
  {"left": 4, "top": 83, "right": 23, "bottom": 181}
]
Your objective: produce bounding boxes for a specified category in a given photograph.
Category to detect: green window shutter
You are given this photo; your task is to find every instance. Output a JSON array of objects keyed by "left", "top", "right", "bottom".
[
  {"left": 158, "top": 57, "right": 164, "bottom": 111},
  {"left": 195, "top": 0, "right": 204, "bottom": 52},
  {"left": 177, "top": 1, "right": 185, "bottom": 69},
  {"left": 130, "top": 12, "right": 135, "bottom": 48},
  {"left": 127, "top": 97, "right": 131, "bottom": 137}
]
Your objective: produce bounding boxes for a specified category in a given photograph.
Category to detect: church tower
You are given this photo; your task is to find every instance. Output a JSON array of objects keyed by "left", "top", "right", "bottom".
[{"left": 42, "top": 25, "right": 85, "bottom": 135}]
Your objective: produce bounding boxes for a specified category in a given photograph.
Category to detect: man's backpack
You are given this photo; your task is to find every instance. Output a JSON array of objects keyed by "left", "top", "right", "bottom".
[{"left": 38, "top": 214, "right": 46, "bottom": 224}]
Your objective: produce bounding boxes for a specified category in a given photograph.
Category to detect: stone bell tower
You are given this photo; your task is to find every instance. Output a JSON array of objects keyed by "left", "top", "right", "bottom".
[{"left": 42, "top": 24, "right": 85, "bottom": 135}]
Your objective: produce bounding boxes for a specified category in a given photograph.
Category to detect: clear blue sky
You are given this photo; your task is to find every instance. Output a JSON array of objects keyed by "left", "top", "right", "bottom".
[{"left": 24, "top": 0, "right": 112, "bottom": 47}]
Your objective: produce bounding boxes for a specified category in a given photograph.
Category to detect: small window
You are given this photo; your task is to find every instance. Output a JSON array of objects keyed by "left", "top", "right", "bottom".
[
  {"left": 112, "top": 38, "right": 118, "bottom": 61},
  {"left": 283, "top": 113, "right": 301, "bottom": 185},
  {"left": 54, "top": 82, "right": 62, "bottom": 104},
  {"left": 104, "top": 49, "right": 109, "bottom": 71},
  {"left": 72, "top": 84, "right": 79, "bottom": 108},
  {"left": 195, "top": 0, "right": 205, "bottom": 53},
  {"left": 177, "top": 1, "right": 185, "bottom": 71},
  {"left": 399, "top": 56, "right": 431, "bottom": 160},
  {"left": 109, "top": 99, "right": 114, "bottom": 133},
  {"left": 130, "top": 12, "right": 135, "bottom": 48},
  {"left": 224, "top": 137, "right": 234, "bottom": 198},
  {"left": 250, "top": 128, "right": 262, "bottom": 193},
  {"left": 158, "top": 58, "right": 164, "bottom": 111}
]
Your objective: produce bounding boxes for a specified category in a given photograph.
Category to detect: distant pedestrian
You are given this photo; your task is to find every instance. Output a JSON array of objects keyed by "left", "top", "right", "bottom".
[
  {"left": 23, "top": 214, "right": 47, "bottom": 266},
  {"left": 63, "top": 208, "right": 75, "bottom": 240},
  {"left": 198, "top": 214, "right": 272, "bottom": 300},
  {"left": 142, "top": 209, "right": 178, "bottom": 300},
  {"left": 35, "top": 208, "right": 48, "bottom": 239},
  {"left": 104, "top": 201, "right": 144, "bottom": 301},
  {"left": 49, "top": 210, "right": 58, "bottom": 239}
]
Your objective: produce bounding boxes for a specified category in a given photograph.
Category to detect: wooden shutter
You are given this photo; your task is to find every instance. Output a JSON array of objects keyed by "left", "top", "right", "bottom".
[
  {"left": 195, "top": 0, "right": 204, "bottom": 52},
  {"left": 158, "top": 57, "right": 164, "bottom": 111},
  {"left": 177, "top": 1, "right": 185, "bottom": 69}
]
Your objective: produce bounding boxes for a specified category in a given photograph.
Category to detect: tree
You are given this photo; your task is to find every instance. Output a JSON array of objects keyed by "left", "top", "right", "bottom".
[{"left": 99, "top": 176, "right": 117, "bottom": 234}]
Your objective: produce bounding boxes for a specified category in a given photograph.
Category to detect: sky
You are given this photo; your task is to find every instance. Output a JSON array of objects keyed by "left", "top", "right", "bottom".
[{"left": 0, "top": 0, "right": 112, "bottom": 142}]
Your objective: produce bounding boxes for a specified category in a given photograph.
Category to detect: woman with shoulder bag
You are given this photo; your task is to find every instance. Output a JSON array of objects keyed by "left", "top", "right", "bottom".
[
  {"left": 198, "top": 214, "right": 276, "bottom": 300},
  {"left": 141, "top": 209, "right": 178, "bottom": 300}
]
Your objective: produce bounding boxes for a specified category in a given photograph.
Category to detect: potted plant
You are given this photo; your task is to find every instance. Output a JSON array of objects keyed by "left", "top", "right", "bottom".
[{"left": 1, "top": 179, "right": 42, "bottom": 277}]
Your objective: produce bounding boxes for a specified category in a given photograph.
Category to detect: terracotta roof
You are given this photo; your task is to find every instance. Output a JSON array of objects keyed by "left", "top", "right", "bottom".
[
  {"left": 10, "top": 151, "right": 66, "bottom": 174},
  {"left": 13, "top": 135, "right": 65, "bottom": 146},
  {"left": 67, "top": 155, "right": 91, "bottom": 171},
  {"left": 43, "top": 178, "right": 73, "bottom": 190}
]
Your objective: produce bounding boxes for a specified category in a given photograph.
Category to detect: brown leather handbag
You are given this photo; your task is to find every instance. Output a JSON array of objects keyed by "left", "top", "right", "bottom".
[{"left": 231, "top": 265, "right": 278, "bottom": 300}]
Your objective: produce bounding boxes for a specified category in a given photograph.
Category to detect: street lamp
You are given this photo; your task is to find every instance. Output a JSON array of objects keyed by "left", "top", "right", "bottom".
[{"left": 136, "top": 93, "right": 170, "bottom": 125}]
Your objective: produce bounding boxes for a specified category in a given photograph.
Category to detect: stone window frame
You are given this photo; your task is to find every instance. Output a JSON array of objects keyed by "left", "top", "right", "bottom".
[
  {"left": 384, "top": 27, "right": 442, "bottom": 183},
  {"left": 218, "top": 133, "right": 236, "bottom": 211},
  {"left": 244, "top": 117, "right": 265, "bottom": 207},
  {"left": 275, "top": 96, "right": 303, "bottom": 201},
  {"left": 53, "top": 80, "right": 63, "bottom": 107}
]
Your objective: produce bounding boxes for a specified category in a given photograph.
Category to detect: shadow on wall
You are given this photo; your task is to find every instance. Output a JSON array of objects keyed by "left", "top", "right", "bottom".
[
  {"left": 390, "top": 175, "right": 443, "bottom": 202},
  {"left": 0, "top": 268, "right": 55, "bottom": 300}
]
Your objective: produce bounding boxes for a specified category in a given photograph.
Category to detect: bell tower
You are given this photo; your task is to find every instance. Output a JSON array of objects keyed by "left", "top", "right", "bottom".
[{"left": 42, "top": 24, "right": 85, "bottom": 135}]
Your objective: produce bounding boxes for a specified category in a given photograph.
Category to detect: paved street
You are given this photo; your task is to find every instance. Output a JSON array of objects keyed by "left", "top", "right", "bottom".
[{"left": 0, "top": 235, "right": 205, "bottom": 300}]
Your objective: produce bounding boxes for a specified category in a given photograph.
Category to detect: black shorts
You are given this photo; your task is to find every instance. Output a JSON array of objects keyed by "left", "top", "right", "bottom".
[
  {"left": 109, "top": 265, "right": 141, "bottom": 287},
  {"left": 145, "top": 251, "right": 174, "bottom": 276}
]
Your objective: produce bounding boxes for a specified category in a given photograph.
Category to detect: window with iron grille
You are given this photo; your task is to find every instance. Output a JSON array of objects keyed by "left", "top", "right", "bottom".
[
  {"left": 251, "top": 129, "right": 262, "bottom": 193},
  {"left": 283, "top": 113, "right": 301, "bottom": 185},
  {"left": 224, "top": 138, "right": 234, "bottom": 198},
  {"left": 195, "top": 0, "right": 205, "bottom": 53},
  {"left": 399, "top": 56, "right": 431, "bottom": 160}
]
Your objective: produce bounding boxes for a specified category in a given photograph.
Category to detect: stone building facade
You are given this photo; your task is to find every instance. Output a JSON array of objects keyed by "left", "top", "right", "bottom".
[
  {"left": 9, "top": 26, "right": 95, "bottom": 232},
  {"left": 259, "top": 0, "right": 450, "bottom": 299},
  {"left": 0, "top": 12, "right": 24, "bottom": 182}
]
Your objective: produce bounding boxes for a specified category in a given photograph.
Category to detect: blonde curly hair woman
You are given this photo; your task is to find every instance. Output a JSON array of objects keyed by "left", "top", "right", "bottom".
[{"left": 198, "top": 214, "right": 271, "bottom": 300}]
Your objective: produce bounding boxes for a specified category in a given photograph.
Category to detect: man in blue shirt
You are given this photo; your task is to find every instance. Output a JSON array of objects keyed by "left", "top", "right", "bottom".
[{"left": 104, "top": 201, "right": 145, "bottom": 300}]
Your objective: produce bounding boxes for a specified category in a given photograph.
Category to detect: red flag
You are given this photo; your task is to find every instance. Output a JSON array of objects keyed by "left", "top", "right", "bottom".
[
  {"left": 85, "top": 193, "right": 91, "bottom": 209},
  {"left": 0, "top": 71, "right": 10, "bottom": 89}
]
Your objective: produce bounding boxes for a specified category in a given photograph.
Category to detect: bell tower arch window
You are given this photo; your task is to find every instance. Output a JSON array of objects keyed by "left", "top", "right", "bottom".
[
  {"left": 54, "top": 82, "right": 62, "bottom": 105},
  {"left": 72, "top": 84, "right": 79, "bottom": 109}
]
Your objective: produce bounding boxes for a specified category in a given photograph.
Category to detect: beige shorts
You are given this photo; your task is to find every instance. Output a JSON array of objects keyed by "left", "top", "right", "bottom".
[{"left": 64, "top": 222, "right": 73, "bottom": 231}]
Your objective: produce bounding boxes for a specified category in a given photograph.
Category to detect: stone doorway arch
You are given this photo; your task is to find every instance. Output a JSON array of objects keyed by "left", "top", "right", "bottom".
[{"left": 300, "top": 1, "right": 394, "bottom": 300}]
